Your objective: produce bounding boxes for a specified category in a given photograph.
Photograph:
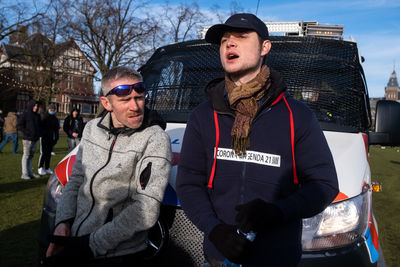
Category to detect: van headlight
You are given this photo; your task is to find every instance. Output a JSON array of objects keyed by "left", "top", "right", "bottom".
[
  {"left": 302, "top": 190, "right": 370, "bottom": 251},
  {"left": 43, "top": 173, "right": 64, "bottom": 213}
]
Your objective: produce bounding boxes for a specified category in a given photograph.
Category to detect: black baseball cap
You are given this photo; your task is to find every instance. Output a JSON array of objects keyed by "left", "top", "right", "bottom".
[{"left": 205, "top": 13, "right": 269, "bottom": 44}]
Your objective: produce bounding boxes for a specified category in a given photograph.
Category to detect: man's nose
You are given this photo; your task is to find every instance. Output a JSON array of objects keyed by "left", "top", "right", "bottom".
[
  {"left": 129, "top": 99, "right": 140, "bottom": 111},
  {"left": 225, "top": 38, "right": 237, "bottom": 47}
]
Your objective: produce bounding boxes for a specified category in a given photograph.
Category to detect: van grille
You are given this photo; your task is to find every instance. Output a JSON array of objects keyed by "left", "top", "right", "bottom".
[{"left": 158, "top": 208, "right": 205, "bottom": 267}]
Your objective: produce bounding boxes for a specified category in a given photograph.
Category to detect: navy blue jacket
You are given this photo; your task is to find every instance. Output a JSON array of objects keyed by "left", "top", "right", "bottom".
[{"left": 176, "top": 70, "right": 339, "bottom": 266}]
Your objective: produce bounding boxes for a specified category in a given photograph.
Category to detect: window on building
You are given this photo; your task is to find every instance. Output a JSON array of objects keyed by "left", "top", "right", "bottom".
[
  {"left": 66, "top": 76, "right": 72, "bottom": 89},
  {"left": 82, "top": 103, "right": 91, "bottom": 114},
  {"left": 92, "top": 103, "right": 98, "bottom": 114},
  {"left": 73, "top": 59, "right": 80, "bottom": 70}
]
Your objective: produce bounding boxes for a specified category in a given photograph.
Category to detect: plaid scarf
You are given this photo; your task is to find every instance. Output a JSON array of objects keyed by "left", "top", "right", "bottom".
[{"left": 226, "top": 65, "right": 271, "bottom": 155}]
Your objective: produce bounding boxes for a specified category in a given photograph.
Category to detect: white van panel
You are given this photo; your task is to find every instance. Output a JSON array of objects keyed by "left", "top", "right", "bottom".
[{"left": 324, "top": 131, "right": 370, "bottom": 200}]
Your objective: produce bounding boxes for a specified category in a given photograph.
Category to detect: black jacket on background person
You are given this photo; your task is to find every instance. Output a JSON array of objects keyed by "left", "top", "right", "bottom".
[
  {"left": 63, "top": 108, "right": 84, "bottom": 139},
  {"left": 41, "top": 112, "right": 60, "bottom": 145},
  {"left": 17, "top": 99, "right": 41, "bottom": 141}
]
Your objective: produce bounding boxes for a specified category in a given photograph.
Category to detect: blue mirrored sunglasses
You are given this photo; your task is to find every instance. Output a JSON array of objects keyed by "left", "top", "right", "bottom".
[{"left": 105, "top": 82, "right": 146, "bottom": 96}]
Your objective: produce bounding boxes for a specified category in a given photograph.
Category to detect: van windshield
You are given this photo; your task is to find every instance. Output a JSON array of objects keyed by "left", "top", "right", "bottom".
[{"left": 141, "top": 38, "right": 371, "bottom": 133}]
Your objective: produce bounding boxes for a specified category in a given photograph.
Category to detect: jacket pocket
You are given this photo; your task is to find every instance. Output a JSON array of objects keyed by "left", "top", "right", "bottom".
[
  {"left": 139, "top": 162, "right": 152, "bottom": 190},
  {"left": 104, "top": 208, "right": 113, "bottom": 224}
]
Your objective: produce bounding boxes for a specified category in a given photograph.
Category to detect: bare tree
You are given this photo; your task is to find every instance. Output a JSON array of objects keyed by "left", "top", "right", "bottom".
[
  {"left": 27, "top": 0, "right": 71, "bottom": 106},
  {"left": 0, "top": 0, "right": 49, "bottom": 63},
  {"left": 22, "top": 33, "right": 56, "bottom": 102},
  {"left": 229, "top": 0, "right": 245, "bottom": 15},
  {"left": 162, "top": 1, "right": 206, "bottom": 43},
  {"left": 209, "top": 1, "right": 246, "bottom": 24},
  {"left": 0, "top": 1, "right": 40, "bottom": 40},
  {"left": 210, "top": 4, "right": 226, "bottom": 24},
  {"left": 0, "top": 0, "right": 94, "bottom": 107},
  {"left": 0, "top": 1, "right": 56, "bottom": 108},
  {"left": 62, "top": 0, "right": 159, "bottom": 77}
]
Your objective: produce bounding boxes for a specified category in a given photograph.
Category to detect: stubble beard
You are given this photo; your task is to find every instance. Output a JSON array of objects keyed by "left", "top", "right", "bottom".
[{"left": 226, "top": 64, "right": 262, "bottom": 84}]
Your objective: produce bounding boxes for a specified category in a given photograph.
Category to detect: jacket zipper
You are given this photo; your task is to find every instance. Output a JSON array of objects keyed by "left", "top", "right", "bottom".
[
  {"left": 251, "top": 107, "right": 272, "bottom": 126},
  {"left": 216, "top": 106, "right": 274, "bottom": 204},
  {"left": 239, "top": 162, "right": 247, "bottom": 205},
  {"left": 75, "top": 134, "right": 118, "bottom": 236}
]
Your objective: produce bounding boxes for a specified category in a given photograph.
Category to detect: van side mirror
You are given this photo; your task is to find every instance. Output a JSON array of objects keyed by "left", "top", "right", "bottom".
[{"left": 369, "top": 100, "right": 400, "bottom": 146}]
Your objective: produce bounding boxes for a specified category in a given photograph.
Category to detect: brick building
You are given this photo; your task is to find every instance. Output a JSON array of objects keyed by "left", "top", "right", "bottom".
[{"left": 0, "top": 27, "right": 98, "bottom": 121}]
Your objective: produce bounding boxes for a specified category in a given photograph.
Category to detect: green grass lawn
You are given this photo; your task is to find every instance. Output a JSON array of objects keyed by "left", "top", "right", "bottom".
[
  {"left": 0, "top": 135, "right": 69, "bottom": 267},
  {"left": 0, "top": 137, "right": 399, "bottom": 266},
  {"left": 369, "top": 145, "right": 400, "bottom": 267}
]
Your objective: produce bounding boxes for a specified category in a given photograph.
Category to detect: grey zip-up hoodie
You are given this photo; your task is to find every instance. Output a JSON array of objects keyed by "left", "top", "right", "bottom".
[{"left": 55, "top": 110, "right": 172, "bottom": 258}]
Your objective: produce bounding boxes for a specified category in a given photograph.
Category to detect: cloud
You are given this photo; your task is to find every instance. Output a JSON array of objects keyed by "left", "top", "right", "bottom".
[{"left": 354, "top": 32, "right": 400, "bottom": 97}]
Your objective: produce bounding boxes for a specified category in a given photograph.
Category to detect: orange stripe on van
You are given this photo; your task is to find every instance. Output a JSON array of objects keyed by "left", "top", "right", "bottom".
[
  {"left": 333, "top": 192, "right": 349, "bottom": 202},
  {"left": 371, "top": 217, "right": 379, "bottom": 251},
  {"left": 55, "top": 155, "right": 76, "bottom": 186}
]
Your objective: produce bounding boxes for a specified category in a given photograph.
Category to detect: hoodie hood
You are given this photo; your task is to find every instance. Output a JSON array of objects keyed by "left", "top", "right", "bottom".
[
  {"left": 70, "top": 107, "right": 80, "bottom": 116},
  {"left": 27, "top": 99, "right": 38, "bottom": 113}
]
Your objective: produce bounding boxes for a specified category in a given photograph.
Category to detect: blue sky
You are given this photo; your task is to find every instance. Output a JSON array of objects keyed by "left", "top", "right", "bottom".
[{"left": 149, "top": 0, "right": 400, "bottom": 98}]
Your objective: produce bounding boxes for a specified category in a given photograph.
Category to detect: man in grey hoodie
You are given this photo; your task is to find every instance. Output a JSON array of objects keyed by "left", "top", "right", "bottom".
[{"left": 45, "top": 66, "right": 172, "bottom": 267}]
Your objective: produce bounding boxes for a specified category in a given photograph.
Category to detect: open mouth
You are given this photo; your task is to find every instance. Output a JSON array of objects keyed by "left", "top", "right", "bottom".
[{"left": 227, "top": 53, "right": 239, "bottom": 60}]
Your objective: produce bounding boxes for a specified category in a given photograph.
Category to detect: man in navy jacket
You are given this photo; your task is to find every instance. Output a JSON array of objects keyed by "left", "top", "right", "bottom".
[{"left": 176, "top": 13, "right": 339, "bottom": 267}]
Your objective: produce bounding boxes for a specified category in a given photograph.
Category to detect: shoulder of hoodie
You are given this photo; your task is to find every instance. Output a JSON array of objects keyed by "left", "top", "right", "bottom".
[
  {"left": 143, "top": 125, "right": 171, "bottom": 145},
  {"left": 190, "top": 76, "right": 225, "bottom": 117},
  {"left": 281, "top": 94, "right": 316, "bottom": 119},
  {"left": 280, "top": 94, "right": 320, "bottom": 134}
]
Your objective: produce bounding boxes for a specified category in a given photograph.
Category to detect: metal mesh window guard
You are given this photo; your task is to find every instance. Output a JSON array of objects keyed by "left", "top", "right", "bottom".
[{"left": 140, "top": 37, "right": 371, "bottom": 132}]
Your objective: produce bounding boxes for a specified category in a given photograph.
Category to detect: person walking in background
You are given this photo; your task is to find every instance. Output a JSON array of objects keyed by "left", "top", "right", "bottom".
[
  {"left": 17, "top": 99, "right": 41, "bottom": 179},
  {"left": 38, "top": 103, "right": 59, "bottom": 175},
  {"left": 63, "top": 107, "right": 84, "bottom": 152},
  {"left": 0, "top": 111, "right": 19, "bottom": 154}
]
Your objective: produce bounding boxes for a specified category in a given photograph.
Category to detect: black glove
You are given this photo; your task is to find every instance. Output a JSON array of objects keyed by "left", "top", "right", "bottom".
[
  {"left": 235, "top": 199, "right": 284, "bottom": 233},
  {"left": 43, "top": 234, "right": 93, "bottom": 266},
  {"left": 208, "top": 224, "right": 251, "bottom": 263}
]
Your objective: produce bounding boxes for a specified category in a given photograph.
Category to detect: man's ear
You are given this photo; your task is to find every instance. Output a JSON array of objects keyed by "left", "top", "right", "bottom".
[
  {"left": 100, "top": 96, "right": 113, "bottom": 111},
  {"left": 261, "top": 40, "right": 271, "bottom": 57}
]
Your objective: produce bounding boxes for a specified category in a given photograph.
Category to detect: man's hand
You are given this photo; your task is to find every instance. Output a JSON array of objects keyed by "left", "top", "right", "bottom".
[
  {"left": 43, "top": 234, "right": 93, "bottom": 266},
  {"left": 46, "top": 223, "right": 71, "bottom": 257},
  {"left": 235, "top": 199, "right": 284, "bottom": 233},
  {"left": 208, "top": 224, "right": 251, "bottom": 263},
  {"left": 72, "top": 132, "right": 78, "bottom": 138}
]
